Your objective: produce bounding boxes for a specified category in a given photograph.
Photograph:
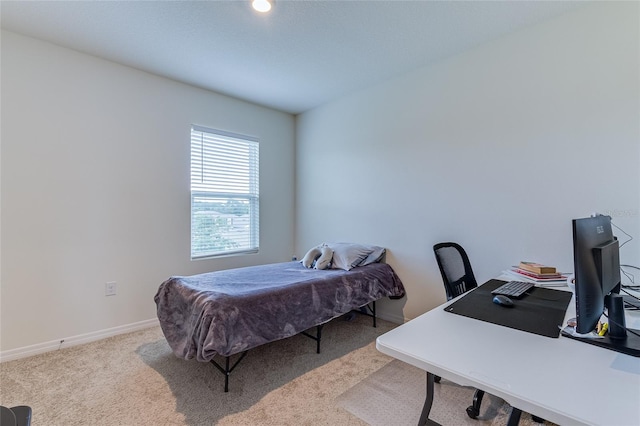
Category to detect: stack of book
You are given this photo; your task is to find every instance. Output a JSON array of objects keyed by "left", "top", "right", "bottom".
[{"left": 508, "top": 261, "right": 568, "bottom": 286}]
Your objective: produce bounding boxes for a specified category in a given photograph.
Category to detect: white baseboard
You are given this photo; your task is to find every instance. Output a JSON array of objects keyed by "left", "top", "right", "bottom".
[{"left": 0, "top": 318, "right": 160, "bottom": 363}]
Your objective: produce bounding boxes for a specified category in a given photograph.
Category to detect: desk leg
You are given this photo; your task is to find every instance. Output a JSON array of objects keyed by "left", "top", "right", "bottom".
[
  {"left": 507, "top": 407, "right": 522, "bottom": 426},
  {"left": 418, "top": 372, "right": 440, "bottom": 426}
]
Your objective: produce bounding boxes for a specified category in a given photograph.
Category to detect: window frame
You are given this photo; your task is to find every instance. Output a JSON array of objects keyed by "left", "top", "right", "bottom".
[{"left": 190, "top": 125, "right": 259, "bottom": 260}]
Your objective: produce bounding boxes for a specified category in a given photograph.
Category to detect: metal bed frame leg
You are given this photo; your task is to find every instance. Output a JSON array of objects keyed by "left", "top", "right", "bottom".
[
  {"left": 210, "top": 351, "right": 248, "bottom": 392},
  {"left": 223, "top": 357, "right": 230, "bottom": 392},
  {"left": 355, "top": 301, "right": 377, "bottom": 327},
  {"left": 316, "top": 324, "right": 322, "bottom": 353},
  {"left": 372, "top": 300, "right": 377, "bottom": 327},
  {"left": 301, "top": 324, "right": 324, "bottom": 353}
]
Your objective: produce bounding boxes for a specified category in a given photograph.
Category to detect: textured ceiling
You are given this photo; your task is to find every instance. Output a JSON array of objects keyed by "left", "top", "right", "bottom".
[{"left": 1, "top": 1, "right": 584, "bottom": 114}]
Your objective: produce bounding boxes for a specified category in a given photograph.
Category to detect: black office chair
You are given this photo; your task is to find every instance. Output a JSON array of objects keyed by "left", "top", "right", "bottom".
[
  {"left": 433, "top": 243, "right": 545, "bottom": 424},
  {"left": 433, "top": 242, "right": 479, "bottom": 300},
  {"left": 433, "top": 242, "right": 484, "bottom": 419}
]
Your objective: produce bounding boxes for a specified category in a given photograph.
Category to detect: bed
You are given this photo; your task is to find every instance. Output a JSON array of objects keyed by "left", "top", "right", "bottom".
[{"left": 154, "top": 258, "right": 405, "bottom": 391}]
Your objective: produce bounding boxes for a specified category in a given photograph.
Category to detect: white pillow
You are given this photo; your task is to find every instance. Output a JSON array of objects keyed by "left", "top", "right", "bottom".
[
  {"left": 314, "top": 246, "right": 333, "bottom": 270},
  {"left": 301, "top": 246, "right": 322, "bottom": 268}
]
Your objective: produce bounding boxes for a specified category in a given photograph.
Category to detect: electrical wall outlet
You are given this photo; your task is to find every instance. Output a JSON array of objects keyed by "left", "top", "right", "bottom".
[{"left": 105, "top": 281, "right": 117, "bottom": 296}]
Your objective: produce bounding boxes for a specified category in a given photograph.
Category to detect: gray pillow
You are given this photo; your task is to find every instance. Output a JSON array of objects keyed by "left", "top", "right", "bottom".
[
  {"left": 361, "top": 246, "right": 386, "bottom": 266},
  {"left": 326, "top": 243, "right": 375, "bottom": 271}
]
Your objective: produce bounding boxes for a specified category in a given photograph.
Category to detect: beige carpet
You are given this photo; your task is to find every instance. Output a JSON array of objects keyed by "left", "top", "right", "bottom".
[
  {"left": 337, "top": 359, "right": 554, "bottom": 426},
  {"left": 1, "top": 315, "right": 554, "bottom": 425}
]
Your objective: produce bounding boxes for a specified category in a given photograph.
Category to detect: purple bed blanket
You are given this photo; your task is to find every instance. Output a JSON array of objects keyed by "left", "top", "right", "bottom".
[{"left": 154, "top": 261, "right": 405, "bottom": 361}]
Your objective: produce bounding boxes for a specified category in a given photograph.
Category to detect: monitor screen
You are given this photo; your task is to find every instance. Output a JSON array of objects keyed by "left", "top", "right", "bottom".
[
  {"left": 572, "top": 215, "right": 619, "bottom": 334},
  {"left": 570, "top": 215, "right": 640, "bottom": 356}
]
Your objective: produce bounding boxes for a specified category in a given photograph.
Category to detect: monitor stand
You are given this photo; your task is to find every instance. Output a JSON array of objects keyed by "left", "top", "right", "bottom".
[{"left": 563, "top": 294, "right": 640, "bottom": 357}]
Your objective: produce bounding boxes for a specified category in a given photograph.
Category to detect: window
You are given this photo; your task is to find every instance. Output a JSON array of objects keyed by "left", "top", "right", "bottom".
[{"left": 190, "top": 125, "right": 259, "bottom": 259}]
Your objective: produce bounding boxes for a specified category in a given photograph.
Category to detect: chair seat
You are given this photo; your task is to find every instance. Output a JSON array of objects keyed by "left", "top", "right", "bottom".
[
  {"left": 0, "top": 405, "right": 32, "bottom": 426},
  {"left": 1, "top": 406, "right": 17, "bottom": 426}
]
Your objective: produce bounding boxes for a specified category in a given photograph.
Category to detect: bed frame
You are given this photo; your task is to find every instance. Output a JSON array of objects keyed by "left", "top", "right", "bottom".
[
  {"left": 155, "top": 261, "right": 404, "bottom": 392},
  {"left": 209, "top": 302, "right": 377, "bottom": 392}
]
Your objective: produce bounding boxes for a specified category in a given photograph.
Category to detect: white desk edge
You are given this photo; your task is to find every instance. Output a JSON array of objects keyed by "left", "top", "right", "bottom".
[{"left": 376, "top": 281, "right": 640, "bottom": 426}]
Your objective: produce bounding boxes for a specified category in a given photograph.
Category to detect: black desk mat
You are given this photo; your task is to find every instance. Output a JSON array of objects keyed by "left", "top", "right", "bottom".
[{"left": 444, "top": 279, "right": 572, "bottom": 338}]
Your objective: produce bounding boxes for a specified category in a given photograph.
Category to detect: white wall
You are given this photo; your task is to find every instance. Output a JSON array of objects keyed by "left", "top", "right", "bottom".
[
  {"left": 0, "top": 31, "right": 296, "bottom": 352},
  {"left": 2, "top": 2, "right": 638, "bottom": 356},
  {"left": 296, "top": 2, "right": 640, "bottom": 322}
]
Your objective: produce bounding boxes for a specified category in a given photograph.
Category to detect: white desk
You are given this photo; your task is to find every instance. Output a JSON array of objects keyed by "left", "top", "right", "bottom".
[{"left": 376, "top": 284, "right": 640, "bottom": 425}]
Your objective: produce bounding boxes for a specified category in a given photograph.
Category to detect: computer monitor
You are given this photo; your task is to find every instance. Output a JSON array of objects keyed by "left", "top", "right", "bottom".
[{"left": 571, "top": 215, "right": 640, "bottom": 356}]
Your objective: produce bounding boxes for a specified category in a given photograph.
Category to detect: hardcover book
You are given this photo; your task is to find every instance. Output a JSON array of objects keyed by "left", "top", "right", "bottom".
[{"left": 518, "top": 261, "right": 556, "bottom": 275}]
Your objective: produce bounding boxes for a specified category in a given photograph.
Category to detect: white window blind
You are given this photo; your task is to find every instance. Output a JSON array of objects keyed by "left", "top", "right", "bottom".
[{"left": 190, "top": 125, "right": 259, "bottom": 259}]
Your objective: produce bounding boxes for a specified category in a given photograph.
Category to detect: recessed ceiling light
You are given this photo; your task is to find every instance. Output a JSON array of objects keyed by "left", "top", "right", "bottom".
[{"left": 252, "top": 0, "right": 273, "bottom": 13}]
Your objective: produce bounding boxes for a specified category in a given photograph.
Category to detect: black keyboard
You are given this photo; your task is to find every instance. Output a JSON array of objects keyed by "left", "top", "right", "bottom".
[{"left": 491, "top": 281, "right": 534, "bottom": 298}]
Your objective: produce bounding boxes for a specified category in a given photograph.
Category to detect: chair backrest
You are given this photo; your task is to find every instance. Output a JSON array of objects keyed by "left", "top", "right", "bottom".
[{"left": 433, "top": 242, "right": 478, "bottom": 300}]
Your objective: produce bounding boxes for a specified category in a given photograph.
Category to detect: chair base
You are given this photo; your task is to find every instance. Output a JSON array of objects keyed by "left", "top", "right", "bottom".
[{"left": 465, "top": 389, "right": 485, "bottom": 419}]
